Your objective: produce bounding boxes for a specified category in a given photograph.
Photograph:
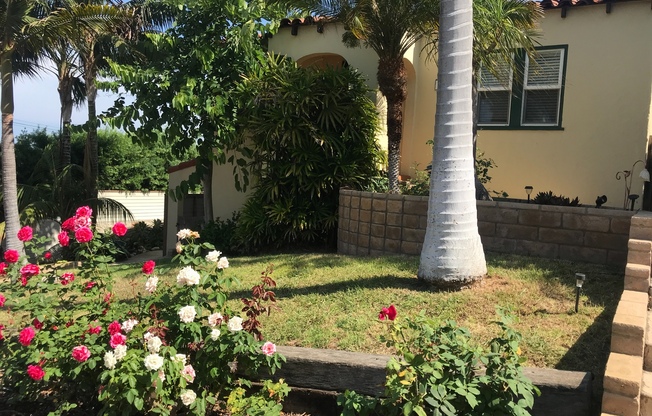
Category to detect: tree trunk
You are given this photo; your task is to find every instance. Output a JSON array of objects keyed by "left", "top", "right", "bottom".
[
  {"left": 1, "top": 55, "right": 22, "bottom": 251},
  {"left": 417, "top": 0, "right": 486, "bottom": 286},
  {"left": 83, "top": 54, "right": 99, "bottom": 202},
  {"left": 58, "top": 75, "right": 73, "bottom": 169},
  {"left": 377, "top": 57, "right": 406, "bottom": 194},
  {"left": 202, "top": 160, "right": 214, "bottom": 224}
]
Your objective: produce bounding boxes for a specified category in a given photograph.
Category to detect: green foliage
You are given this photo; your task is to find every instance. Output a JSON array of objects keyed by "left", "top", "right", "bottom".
[
  {"left": 226, "top": 379, "right": 291, "bottom": 416},
  {"left": 234, "top": 58, "right": 382, "bottom": 249},
  {"left": 338, "top": 309, "right": 539, "bottom": 416},
  {"left": 200, "top": 213, "right": 240, "bottom": 255},
  {"left": 532, "top": 191, "right": 580, "bottom": 207},
  {"left": 117, "top": 220, "right": 164, "bottom": 257},
  {"left": 400, "top": 165, "right": 430, "bottom": 196}
]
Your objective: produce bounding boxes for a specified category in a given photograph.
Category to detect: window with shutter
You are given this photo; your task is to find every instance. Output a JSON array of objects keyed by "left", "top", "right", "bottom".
[{"left": 478, "top": 60, "right": 512, "bottom": 126}]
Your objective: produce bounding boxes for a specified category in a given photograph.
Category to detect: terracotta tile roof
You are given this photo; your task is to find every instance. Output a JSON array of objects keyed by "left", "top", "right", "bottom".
[{"left": 539, "top": 0, "right": 631, "bottom": 9}]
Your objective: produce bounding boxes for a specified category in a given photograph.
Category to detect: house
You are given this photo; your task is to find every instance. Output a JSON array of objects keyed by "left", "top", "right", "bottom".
[{"left": 165, "top": 0, "right": 652, "bottom": 254}]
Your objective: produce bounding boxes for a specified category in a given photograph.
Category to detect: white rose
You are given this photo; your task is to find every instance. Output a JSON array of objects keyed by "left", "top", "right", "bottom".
[
  {"left": 147, "top": 336, "right": 163, "bottom": 353},
  {"left": 217, "top": 257, "right": 229, "bottom": 270},
  {"left": 158, "top": 370, "right": 166, "bottom": 382},
  {"left": 176, "top": 229, "right": 192, "bottom": 240},
  {"left": 180, "top": 389, "right": 197, "bottom": 406},
  {"left": 104, "top": 351, "right": 117, "bottom": 369},
  {"left": 145, "top": 275, "right": 158, "bottom": 293},
  {"left": 143, "top": 332, "right": 154, "bottom": 341},
  {"left": 172, "top": 354, "right": 187, "bottom": 364},
  {"left": 121, "top": 318, "right": 139, "bottom": 333},
  {"left": 207, "top": 312, "right": 223, "bottom": 327},
  {"left": 144, "top": 353, "right": 164, "bottom": 371},
  {"left": 205, "top": 250, "right": 221, "bottom": 262},
  {"left": 114, "top": 345, "right": 128, "bottom": 361},
  {"left": 227, "top": 316, "right": 243, "bottom": 332},
  {"left": 178, "top": 305, "right": 197, "bottom": 323},
  {"left": 210, "top": 329, "right": 221, "bottom": 341},
  {"left": 176, "top": 266, "right": 200, "bottom": 286}
]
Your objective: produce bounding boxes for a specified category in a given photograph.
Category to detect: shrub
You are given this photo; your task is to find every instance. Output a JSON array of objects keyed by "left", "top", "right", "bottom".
[
  {"left": 200, "top": 214, "right": 240, "bottom": 255},
  {"left": 118, "top": 220, "right": 164, "bottom": 256},
  {"left": 234, "top": 57, "right": 382, "bottom": 250},
  {"left": 532, "top": 191, "right": 580, "bottom": 206},
  {"left": 338, "top": 307, "right": 539, "bottom": 416},
  {"left": 0, "top": 209, "right": 285, "bottom": 415}
]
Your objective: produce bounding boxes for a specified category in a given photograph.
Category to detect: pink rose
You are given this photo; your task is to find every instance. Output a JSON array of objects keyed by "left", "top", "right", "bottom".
[
  {"left": 19, "top": 327, "right": 36, "bottom": 346},
  {"left": 109, "top": 332, "right": 127, "bottom": 349},
  {"left": 378, "top": 304, "right": 397, "bottom": 321},
  {"left": 181, "top": 364, "right": 196, "bottom": 383},
  {"left": 0, "top": 325, "right": 4, "bottom": 341},
  {"left": 20, "top": 264, "right": 40, "bottom": 278},
  {"left": 17, "top": 226, "right": 33, "bottom": 242},
  {"left": 60, "top": 272, "right": 75, "bottom": 285},
  {"left": 75, "top": 227, "right": 93, "bottom": 243},
  {"left": 142, "top": 260, "right": 155, "bottom": 275},
  {"left": 88, "top": 324, "right": 102, "bottom": 335},
  {"left": 4, "top": 250, "right": 19, "bottom": 263},
  {"left": 107, "top": 321, "right": 122, "bottom": 335},
  {"left": 75, "top": 206, "right": 93, "bottom": 218},
  {"left": 27, "top": 364, "right": 45, "bottom": 381},
  {"left": 261, "top": 341, "right": 276, "bottom": 356},
  {"left": 84, "top": 281, "right": 97, "bottom": 291},
  {"left": 61, "top": 217, "right": 75, "bottom": 231},
  {"left": 74, "top": 216, "right": 91, "bottom": 230},
  {"left": 32, "top": 318, "right": 43, "bottom": 330},
  {"left": 72, "top": 345, "right": 91, "bottom": 362},
  {"left": 44, "top": 252, "right": 52, "bottom": 260},
  {"left": 0, "top": 293, "right": 5, "bottom": 307},
  {"left": 112, "top": 222, "right": 127, "bottom": 237},
  {"left": 0, "top": 262, "right": 7, "bottom": 275},
  {"left": 58, "top": 232, "right": 70, "bottom": 247}
]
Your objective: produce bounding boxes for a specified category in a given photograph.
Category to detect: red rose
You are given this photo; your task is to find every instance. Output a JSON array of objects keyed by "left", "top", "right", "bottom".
[
  {"left": 378, "top": 304, "right": 397, "bottom": 321},
  {"left": 4, "top": 250, "right": 19, "bottom": 263},
  {"left": 61, "top": 217, "right": 75, "bottom": 231},
  {"left": 75, "top": 206, "right": 93, "bottom": 218},
  {"left": 88, "top": 325, "right": 102, "bottom": 335},
  {"left": 20, "top": 276, "right": 27, "bottom": 286},
  {"left": 26, "top": 364, "right": 45, "bottom": 381},
  {"left": 0, "top": 325, "right": 4, "bottom": 341},
  {"left": 60, "top": 272, "right": 75, "bottom": 286},
  {"left": 0, "top": 262, "right": 7, "bottom": 275},
  {"left": 58, "top": 232, "right": 70, "bottom": 247},
  {"left": 104, "top": 293, "right": 112, "bottom": 304},
  {"left": 0, "top": 293, "right": 5, "bottom": 307},
  {"left": 20, "top": 264, "right": 40, "bottom": 278},
  {"left": 107, "top": 321, "right": 121, "bottom": 335},
  {"left": 32, "top": 318, "right": 43, "bottom": 330},
  {"left": 17, "top": 226, "right": 33, "bottom": 242},
  {"left": 44, "top": 252, "right": 52, "bottom": 260},
  {"left": 75, "top": 227, "right": 93, "bottom": 243},
  {"left": 72, "top": 345, "right": 91, "bottom": 362},
  {"left": 19, "top": 327, "right": 36, "bottom": 346},
  {"left": 84, "top": 281, "right": 97, "bottom": 291},
  {"left": 65, "top": 321, "right": 74, "bottom": 328},
  {"left": 112, "top": 222, "right": 127, "bottom": 237},
  {"left": 109, "top": 332, "right": 127, "bottom": 349},
  {"left": 142, "top": 260, "right": 155, "bottom": 275}
]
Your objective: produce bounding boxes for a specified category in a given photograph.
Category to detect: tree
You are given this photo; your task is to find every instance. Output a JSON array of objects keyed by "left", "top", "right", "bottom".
[
  {"left": 1, "top": 1, "right": 120, "bottom": 250},
  {"left": 290, "top": 0, "right": 438, "bottom": 194},
  {"left": 417, "top": 0, "right": 486, "bottom": 286}
]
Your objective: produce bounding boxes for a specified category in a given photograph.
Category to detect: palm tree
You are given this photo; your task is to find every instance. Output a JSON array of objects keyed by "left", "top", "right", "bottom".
[
  {"left": 417, "top": 0, "right": 486, "bottom": 286},
  {"left": 290, "top": 0, "right": 439, "bottom": 193},
  {"left": 1, "top": 1, "right": 128, "bottom": 250}
]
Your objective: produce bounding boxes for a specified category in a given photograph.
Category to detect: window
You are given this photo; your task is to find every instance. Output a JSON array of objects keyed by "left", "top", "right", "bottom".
[{"left": 478, "top": 45, "right": 567, "bottom": 129}]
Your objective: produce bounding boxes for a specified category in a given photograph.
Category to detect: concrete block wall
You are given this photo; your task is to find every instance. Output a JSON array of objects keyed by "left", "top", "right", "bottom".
[{"left": 339, "top": 190, "right": 634, "bottom": 265}]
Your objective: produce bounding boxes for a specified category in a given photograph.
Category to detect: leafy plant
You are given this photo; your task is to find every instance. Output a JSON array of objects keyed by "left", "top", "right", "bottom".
[
  {"left": 118, "top": 220, "right": 164, "bottom": 256},
  {"left": 234, "top": 57, "right": 382, "bottom": 250},
  {"left": 338, "top": 308, "right": 539, "bottom": 416},
  {"left": 200, "top": 213, "right": 240, "bottom": 255},
  {"left": 532, "top": 191, "right": 580, "bottom": 207},
  {"left": 400, "top": 165, "right": 431, "bottom": 196}
]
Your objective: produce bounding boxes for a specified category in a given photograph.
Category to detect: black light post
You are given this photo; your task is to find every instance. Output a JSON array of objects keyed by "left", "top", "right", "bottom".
[
  {"left": 575, "top": 273, "right": 586, "bottom": 313},
  {"left": 525, "top": 186, "right": 533, "bottom": 203}
]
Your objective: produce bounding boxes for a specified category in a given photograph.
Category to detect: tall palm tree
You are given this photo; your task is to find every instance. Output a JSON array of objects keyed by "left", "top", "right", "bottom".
[
  {"left": 290, "top": 0, "right": 439, "bottom": 193},
  {"left": 417, "top": 0, "right": 486, "bottom": 286},
  {"left": 1, "top": 1, "right": 128, "bottom": 250}
]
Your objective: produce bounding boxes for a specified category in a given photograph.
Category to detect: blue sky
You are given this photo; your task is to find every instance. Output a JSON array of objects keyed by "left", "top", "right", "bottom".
[{"left": 13, "top": 75, "right": 121, "bottom": 135}]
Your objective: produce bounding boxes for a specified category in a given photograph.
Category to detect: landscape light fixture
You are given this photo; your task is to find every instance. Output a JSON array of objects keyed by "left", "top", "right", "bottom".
[
  {"left": 575, "top": 273, "right": 586, "bottom": 313},
  {"left": 525, "top": 186, "right": 533, "bottom": 203}
]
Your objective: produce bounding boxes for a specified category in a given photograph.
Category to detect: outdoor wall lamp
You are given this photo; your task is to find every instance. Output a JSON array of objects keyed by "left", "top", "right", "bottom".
[
  {"left": 525, "top": 186, "right": 533, "bottom": 203},
  {"left": 616, "top": 160, "right": 646, "bottom": 210},
  {"left": 575, "top": 273, "right": 586, "bottom": 313}
]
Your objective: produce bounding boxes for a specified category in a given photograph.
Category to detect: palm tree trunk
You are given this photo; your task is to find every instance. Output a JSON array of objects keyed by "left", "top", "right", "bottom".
[
  {"left": 83, "top": 59, "right": 99, "bottom": 202},
  {"left": 58, "top": 76, "right": 73, "bottom": 169},
  {"left": 378, "top": 57, "right": 406, "bottom": 194},
  {"left": 1, "top": 55, "right": 22, "bottom": 251},
  {"left": 417, "top": 0, "right": 486, "bottom": 287}
]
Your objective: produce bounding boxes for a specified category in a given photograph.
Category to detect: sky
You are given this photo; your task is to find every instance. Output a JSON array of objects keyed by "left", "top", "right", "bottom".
[{"left": 13, "top": 75, "right": 123, "bottom": 135}]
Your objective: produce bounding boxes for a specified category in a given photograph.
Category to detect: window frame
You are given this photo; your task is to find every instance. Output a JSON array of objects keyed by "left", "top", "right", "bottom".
[{"left": 478, "top": 45, "right": 568, "bottom": 131}]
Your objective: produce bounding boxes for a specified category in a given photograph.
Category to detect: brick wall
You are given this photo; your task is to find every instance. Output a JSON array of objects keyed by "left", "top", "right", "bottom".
[{"left": 339, "top": 190, "right": 634, "bottom": 265}]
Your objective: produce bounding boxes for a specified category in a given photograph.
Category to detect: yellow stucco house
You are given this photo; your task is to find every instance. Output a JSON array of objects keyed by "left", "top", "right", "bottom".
[{"left": 267, "top": 0, "right": 652, "bottom": 209}]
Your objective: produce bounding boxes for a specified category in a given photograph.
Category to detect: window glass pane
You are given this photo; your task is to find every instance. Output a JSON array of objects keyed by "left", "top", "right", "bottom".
[
  {"left": 522, "top": 89, "right": 560, "bottom": 125},
  {"left": 526, "top": 49, "right": 562, "bottom": 87},
  {"left": 479, "top": 61, "right": 512, "bottom": 90},
  {"left": 478, "top": 91, "right": 510, "bottom": 125}
]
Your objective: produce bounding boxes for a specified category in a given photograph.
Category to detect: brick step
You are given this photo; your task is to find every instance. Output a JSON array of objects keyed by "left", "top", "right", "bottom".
[
  {"left": 645, "top": 311, "right": 652, "bottom": 372},
  {"left": 612, "top": 291, "right": 648, "bottom": 357},
  {"left": 625, "top": 263, "right": 651, "bottom": 293},
  {"left": 603, "top": 352, "right": 643, "bottom": 415},
  {"left": 641, "top": 371, "right": 652, "bottom": 415}
]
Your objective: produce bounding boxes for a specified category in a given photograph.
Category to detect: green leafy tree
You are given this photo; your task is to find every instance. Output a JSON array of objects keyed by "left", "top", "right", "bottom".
[
  {"left": 234, "top": 58, "right": 382, "bottom": 249},
  {"left": 284, "top": 0, "right": 439, "bottom": 194}
]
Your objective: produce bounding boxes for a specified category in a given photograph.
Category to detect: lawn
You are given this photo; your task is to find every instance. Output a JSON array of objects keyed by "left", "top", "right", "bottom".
[{"left": 111, "top": 251, "right": 621, "bottom": 386}]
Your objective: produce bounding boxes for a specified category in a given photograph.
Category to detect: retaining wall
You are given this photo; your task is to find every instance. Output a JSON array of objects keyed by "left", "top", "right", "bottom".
[{"left": 338, "top": 190, "right": 634, "bottom": 265}]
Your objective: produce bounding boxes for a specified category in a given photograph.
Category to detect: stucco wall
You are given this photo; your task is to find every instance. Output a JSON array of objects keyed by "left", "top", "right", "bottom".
[
  {"left": 269, "top": 1, "right": 652, "bottom": 209},
  {"left": 339, "top": 189, "right": 633, "bottom": 265}
]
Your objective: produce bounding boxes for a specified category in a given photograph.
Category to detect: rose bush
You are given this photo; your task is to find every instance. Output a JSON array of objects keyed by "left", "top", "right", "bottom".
[{"left": 0, "top": 207, "right": 286, "bottom": 415}]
